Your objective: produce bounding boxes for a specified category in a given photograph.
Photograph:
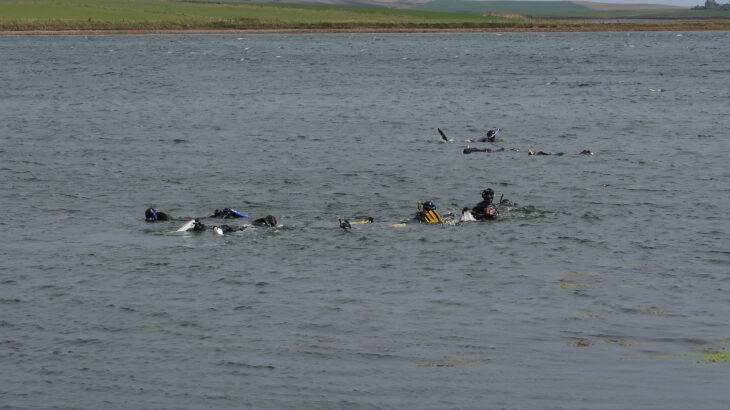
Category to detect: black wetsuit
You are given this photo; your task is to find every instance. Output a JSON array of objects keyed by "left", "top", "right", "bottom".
[
  {"left": 464, "top": 147, "right": 505, "bottom": 154},
  {"left": 215, "top": 225, "right": 246, "bottom": 233},
  {"left": 211, "top": 208, "right": 247, "bottom": 219},
  {"left": 498, "top": 198, "right": 513, "bottom": 208},
  {"left": 215, "top": 215, "right": 277, "bottom": 233},
  {"left": 472, "top": 199, "right": 492, "bottom": 216},
  {"left": 531, "top": 150, "right": 592, "bottom": 156},
  {"left": 472, "top": 199, "right": 499, "bottom": 220},
  {"left": 480, "top": 129, "right": 498, "bottom": 142},
  {"left": 145, "top": 208, "right": 171, "bottom": 222},
  {"left": 191, "top": 219, "right": 206, "bottom": 232},
  {"left": 252, "top": 215, "right": 277, "bottom": 227},
  {"left": 339, "top": 219, "right": 352, "bottom": 230},
  {"left": 413, "top": 212, "right": 429, "bottom": 223}
]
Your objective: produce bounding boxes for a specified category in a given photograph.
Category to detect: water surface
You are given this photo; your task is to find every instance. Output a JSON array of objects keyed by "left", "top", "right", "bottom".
[{"left": 1, "top": 32, "right": 729, "bottom": 409}]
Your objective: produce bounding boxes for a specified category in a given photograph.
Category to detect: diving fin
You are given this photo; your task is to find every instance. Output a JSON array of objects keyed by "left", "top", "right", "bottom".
[
  {"left": 351, "top": 217, "right": 374, "bottom": 224},
  {"left": 176, "top": 219, "right": 196, "bottom": 232}
]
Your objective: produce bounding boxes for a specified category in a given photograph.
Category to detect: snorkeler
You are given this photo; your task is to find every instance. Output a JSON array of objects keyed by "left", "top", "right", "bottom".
[
  {"left": 413, "top": 201, "right": 444, "bottom": 224},
  {"left": 190, "top": 219, "right": 206, "bottom": 232},
  {"left": 528, "top": 149, "right": 593, "bottom": 156},
  {"left": 211, "top": 208, "right": 251, "bottom": 218},
  {"left": 463, "top": 147, "right": 506, "bottom": 154},
  {"left": 482, "top": 128, "right": 501, "bottom": 142},
  {"left": 464, "top": 188, "right": 512, "bottom": 221},
  {"left": 470, "top": 188, "right": 498, "bottom": 220},
  {"left": 145, "top": 208, "right": 172, "bottom": 222},
  {"left": 252, "top": 215, "right": 278, "bottom": 227}
]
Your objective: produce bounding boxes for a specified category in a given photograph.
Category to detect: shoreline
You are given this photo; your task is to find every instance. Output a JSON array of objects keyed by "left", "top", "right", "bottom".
[{"left": 2, "top": 24, "right": 730, "bottom": 35}]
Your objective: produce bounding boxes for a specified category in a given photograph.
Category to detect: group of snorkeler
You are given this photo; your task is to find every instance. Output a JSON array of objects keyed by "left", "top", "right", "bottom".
[
  {"left": 440, "top": 127, "right": 594, "bottom": 156},
  {"left": 412, "top": 187, "right": 511, "bottom": 225},
  {"left": 145, "top": 207, "right": 277, "bottom": 233},
  {"left": 338, "top": 187, "right": 511, "bottom": 230},
  {"left": 146, "top": 187, "right": 508, "bottom": 233},
  {"left": 144, "top": 127, "right": 583, "bottom": 232},
  {"left": 464, "top": 147, "right": 593, "bottom": 155}
]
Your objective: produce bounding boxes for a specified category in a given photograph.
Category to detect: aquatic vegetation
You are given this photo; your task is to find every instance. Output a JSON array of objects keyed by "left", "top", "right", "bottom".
[
  {"left": 659, "top": 350, "right": 730, "bottom": 363},
  {"left": 559, "top": 282, "right": 585, "bottom": 289},
  {"left": 568, "top": 338, "right": 642, "bottom": 348},
  {"left": 569, "top": 338, "right": 591, "bottom": 347},
  {"left": 697, "top": 352, "right": 730, "bottom": 363},
  {"left": 658, "top": 352, "right": 703, "bottom": 360}
]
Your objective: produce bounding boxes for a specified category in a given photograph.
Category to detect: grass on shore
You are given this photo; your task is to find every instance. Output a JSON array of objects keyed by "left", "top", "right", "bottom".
[
  {"left": 0, "top": 0, "right": 533, "bottom": 31},
  {"left": 1, "top": 0, "right": 729, "bottom": 32}
]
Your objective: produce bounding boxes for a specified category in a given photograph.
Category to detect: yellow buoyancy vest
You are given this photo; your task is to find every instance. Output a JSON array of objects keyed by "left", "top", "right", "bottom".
[{"left": 423, "top": 209, "right": 443, "bottom": 224}]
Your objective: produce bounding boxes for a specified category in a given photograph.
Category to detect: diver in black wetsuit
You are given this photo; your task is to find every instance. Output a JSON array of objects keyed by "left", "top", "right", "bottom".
[
  {"left": 252, "top": 215, "right": 277, "bottom": 227},
  {"left": 145, "top": 208, "right": 172, "bottom": 222},
  {"left": 212, "top": 224, "right": 245, "bottom": 234},
  {"left": 528, "top": 149, "right": 594, "bottom": 156},
  {"left": 190, "top": 219, "right": 206, "bottom": 232},
  {"left": 211, "top": 208, "right": 250, "bottom": 218},
  {"left": 482, "top": 128, "right": 499, "bottom": 142},
  {"left": 468, "top": 188, "right": 513, "bottom": 220},
  {"left": 471, "top": 188, "right": 497, "bottom": 220},
  {"left": 463, "top": 147, "right": 505, "bottom": 154},
  {"left": 213, "top": 215, "right": 278, "bottom": 234}
]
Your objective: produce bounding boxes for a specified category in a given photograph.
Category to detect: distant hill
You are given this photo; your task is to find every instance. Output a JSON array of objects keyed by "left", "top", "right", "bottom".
[
  {"left": 412, "top": 1, "right": 688, "bottom": 14},
  {"left": 573, "top": 1, "right": 686, "bottom": 10},
  {"left": 193, "top": 0, "right": 687, "bottom": 11},
  {"left": 146, "top": 0, "right": 714, "bottom": 17},
  {"left": 194, "top": 0, "right": 432, "bottom": 9},
  {"left": 414, "top": 1, "right": 591, "bottom": 14}
]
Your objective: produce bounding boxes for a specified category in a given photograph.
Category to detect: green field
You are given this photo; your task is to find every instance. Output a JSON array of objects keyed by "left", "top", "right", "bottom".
[
  {"left": 415, "top": 0, "right": 591, "bottom": 15},
  {"left": 1, "top": 0, "right": 729, "bottom": 32},
  {"left": 0, "top": 0, "right": 529, "bottom": 30},
  {"left": 415, "top": 0, "right": 730, "bottom": 19}
]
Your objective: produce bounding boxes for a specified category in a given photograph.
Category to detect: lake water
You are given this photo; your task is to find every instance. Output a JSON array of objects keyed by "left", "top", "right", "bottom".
[{"left": 1, "top": 32, "right": 729, "bottom": 409}]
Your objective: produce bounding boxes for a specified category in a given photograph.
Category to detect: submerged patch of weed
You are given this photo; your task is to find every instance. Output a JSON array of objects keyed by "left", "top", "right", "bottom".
[{"left": 697, "top": 352, "right": 730, "bottom": 363}]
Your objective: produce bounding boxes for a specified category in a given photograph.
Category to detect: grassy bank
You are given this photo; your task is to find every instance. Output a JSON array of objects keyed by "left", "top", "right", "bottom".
[
  {"left": 0, "top": 0, "right": 529, "bottom": 31},
  {"left": 1, "top": 0, "right": 729, "bottom": 33}
]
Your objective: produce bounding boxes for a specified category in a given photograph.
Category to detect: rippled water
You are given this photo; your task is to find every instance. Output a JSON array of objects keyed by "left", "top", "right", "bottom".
[{"left": 1, "top": 32, "right": 729, "bottom": 409}]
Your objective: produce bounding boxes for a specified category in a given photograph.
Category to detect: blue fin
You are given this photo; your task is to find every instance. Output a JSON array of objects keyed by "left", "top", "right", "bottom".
[{"left": 229, "top": 208, "right": 251, "bottom": 218}]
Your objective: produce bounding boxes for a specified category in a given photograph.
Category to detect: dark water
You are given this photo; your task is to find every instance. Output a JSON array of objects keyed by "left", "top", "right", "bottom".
[{"left": 1, "top": 32, "right": 729, "bottom": 409}]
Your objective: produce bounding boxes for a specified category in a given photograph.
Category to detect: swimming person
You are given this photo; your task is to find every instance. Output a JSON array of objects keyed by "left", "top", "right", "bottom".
[
  {"left": 470, "top": 188, "right": 498, "bottom": 220},
  {"left": 413, "top": 201, "right": 444, "bottom": 224},
  {"left": 212, "top": 215, "right": 278, "bottom": 234},
  {"left": 212, "top": 225, "right": 246, "bottom": 235},
  {"left": 190, "top": 219, "right": 206, "bottom": 232},
  {"left": 463, "top": 147, "right": 506, "bottom": 154},
  {"left": 528, "top": 149, "right": 594, "bottom": 156},
  {"left": 211, "top": 208, "right": 251, "bottom": 218},
  {"left": 145, "top": 208, "right": 172, "bottom": 222},
  {"left": 482, "top": 128, "right": 500, "bottom": 142},
  {"left": 252, "top": 215, "right": 278, "bottom": 227}
]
